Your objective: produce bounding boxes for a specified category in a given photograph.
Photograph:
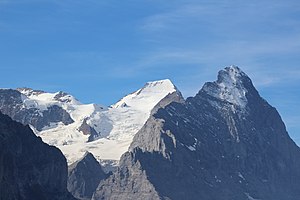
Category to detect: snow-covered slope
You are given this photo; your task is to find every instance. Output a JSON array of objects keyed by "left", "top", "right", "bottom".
[
  {"left": 18, "top": 88, "right": 82, "bottom": 110},
  {"left": 16, "top": 80, "right": 178, "bottom": 166},
  {"left": 96, "top": 79, "right": 177, "bottom": 140}
]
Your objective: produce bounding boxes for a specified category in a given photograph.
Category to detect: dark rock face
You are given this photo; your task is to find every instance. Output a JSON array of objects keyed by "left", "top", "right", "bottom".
[
  {"left": 68, "top": 152, "right": 108, "bottom": 200},
  {"left": 94, "top": 66, "right": 300, "bottom": 200},
  {"left": 0, "top": 112, "right": 75, "bottom": 200},
  {"left": 0, "top": 89, "right": 74, "bottom": 131},
  {"left": 38, "top": 105, "right": 74, "bottom": 130},
  {"left": 78, "top": 119, "right": 101, "bottom": 142},
  {"left": 54, "top": 91, "right": 74, "bottom": 103}
]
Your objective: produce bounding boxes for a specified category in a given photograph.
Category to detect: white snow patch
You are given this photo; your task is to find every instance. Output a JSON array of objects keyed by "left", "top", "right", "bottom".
[
  {"left": 24, "top": 79, "right": 177, "bottom": 164},
  {"left": 238, "top": 172, "right": 245, "bottom": 180},
  {"left": 245, "top": 193, "right": 260, "bottom": 200},
  {"left": 187, "top": 145, "right": 196, "bottom": 151}
]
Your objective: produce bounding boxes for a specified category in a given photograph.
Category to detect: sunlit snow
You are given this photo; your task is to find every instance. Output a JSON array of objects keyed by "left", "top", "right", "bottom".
[{"left": 19, "top": 79, "right": 177, "bottom": 166}]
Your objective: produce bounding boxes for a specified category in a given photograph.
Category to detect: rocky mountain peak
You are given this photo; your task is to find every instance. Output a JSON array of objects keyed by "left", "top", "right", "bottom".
[
  {"left": 53, "top": 91, "right": 80, "bottom": 104},
  {"left": 68, "top": 151, "right": 108, "bottom": 200},
  {"left": 16, "top": 87, "right": 45, "bottom": 96},
  {"left": 201, "top": 65, "right": 254, "bottom": 108},
  {"left": 220, "top": 65, "right": 247, "bottom": 81},
  {"left": 94, "top": 66, "right": 300, "bottom": 200}
]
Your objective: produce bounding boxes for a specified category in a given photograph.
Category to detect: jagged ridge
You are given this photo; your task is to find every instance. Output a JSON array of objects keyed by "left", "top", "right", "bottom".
[
  {"left": 0, "top": 79, "right": 179, "bottom": 167},
  {"left": 94, "top": 66, "right": 300, "bottom": 200},
  {"left": 68, "top": 152, "right": 109, "bottom": 200}
]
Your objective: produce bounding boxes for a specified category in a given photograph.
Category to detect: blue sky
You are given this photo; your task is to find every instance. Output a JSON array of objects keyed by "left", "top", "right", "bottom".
[{"left": 0, "top": 0, "right": 299, "bottom": 143}]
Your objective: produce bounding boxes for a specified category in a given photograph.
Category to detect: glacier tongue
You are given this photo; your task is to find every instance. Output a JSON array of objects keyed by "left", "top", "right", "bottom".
[{"left": 25, "top": 79, "right": 179, "bottom": 165}]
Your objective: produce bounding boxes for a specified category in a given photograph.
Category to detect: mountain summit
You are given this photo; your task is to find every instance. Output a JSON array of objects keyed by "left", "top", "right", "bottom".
[
  {"left": 201, "top": 65, "right": 256, "bottom": 111},
  {"left": 0, "top": 79, "right": 180, "bottom": 167},
  {"left": 113, "top": 79, "right": 178, "bottom": 109},
  {"left": 93, "top": 66, "right": 300, "bottom": 200}
]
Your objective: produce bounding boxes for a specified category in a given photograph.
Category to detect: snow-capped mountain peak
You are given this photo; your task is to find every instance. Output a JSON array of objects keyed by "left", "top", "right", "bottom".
[
  {"left": 112, "top": 79, "right": 177, "bottom": 110},
  {"left": 142, "top": 79, "right": 176, "bottom": 91},
  {"left": 202, "top": 66, "right": 249, "bottom": 108},
  {"left": 17, "top": 87, "right": 45, "bottom": 96},
  {"left": 53, "top": 91, "right": 82, "bottom": 105},
  {"left": 17, "top": 79, "right": 182, "bottom": 165},
  {"left": 217, "top": 65, "right": 247, "bottom": 85},
  {"left": 17, "top": 87, "right": 82, "bottom": 106}
]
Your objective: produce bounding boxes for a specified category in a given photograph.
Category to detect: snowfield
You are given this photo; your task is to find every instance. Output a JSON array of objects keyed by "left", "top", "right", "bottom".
[{"left": 19, "top": 79, "right": 177, "bottom": 166}]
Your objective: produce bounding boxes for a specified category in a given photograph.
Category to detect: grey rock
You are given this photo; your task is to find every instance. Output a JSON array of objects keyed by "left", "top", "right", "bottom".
[
  {"left": 98, "top": 159, "right": 119, "bottom": 174},
  {"left": 78, "top": 118, "right": 101, "bottom": 142},
  {"left": 92, "top": 151, "right": 161, "bottom": 200},
  {"left": 68, "top": 152, "right": 109, "bottom": 200},
  {"left": 0, "top": 112, "right": 76, "bottom": 200},
  {"left": 0, "top": 89, "right": 74, "bottom": 131},
  {"left": 94, "top": 66, "right": 300, "bottom": 200},
  {"left": 16, "top": 87, "right": 45, "bottom": 96},
  {"left": 54, "top": 91, "right": 74, "bottom": 103}
]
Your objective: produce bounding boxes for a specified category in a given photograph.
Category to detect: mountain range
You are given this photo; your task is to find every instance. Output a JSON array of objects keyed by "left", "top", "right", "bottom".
[
  {"left": 0, "top": 66, "right": 299, "bottom": 200},
  {"left": 0, "top": 79, "right": 177, "bottom": 171}
]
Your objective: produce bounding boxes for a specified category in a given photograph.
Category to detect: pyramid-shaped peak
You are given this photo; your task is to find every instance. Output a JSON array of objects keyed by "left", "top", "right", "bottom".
[
  {"left": 79, "top": 151, "right": 97, "bottom": 162},
  {"left": 225, "top": 65, "right": 245, "bottom": 74},
  {"left": 69, "top": 151, "right": 101, "bottom": 171},
  {"left": 217, "top": 65, "right": 248, "bottom": 84},
  {"left": 68, "top": 151, "right": 107, "bottom": 199},
  {"left": 112, "top": 79, "right": 179, "bottom": 109},
  {"left": 136, "top": 79, "right": 178, "bottom": 99},
  {"left": 144, "top": 79, "right": 176, "bottom": 90},
  {"left": 81, "top": 151, "right": 95, "bottom": 160},
  {"left": 201, "top": 66, "right": 254, "bottom": 108}
]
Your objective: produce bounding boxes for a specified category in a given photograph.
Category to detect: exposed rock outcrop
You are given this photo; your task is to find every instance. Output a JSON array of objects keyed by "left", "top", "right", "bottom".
[
  {"left": 94, "top": 66, "right": 300, "bottom": 200},
  {"left": 0, "top": 89, "right": 74, "bottom": 131},
  {"left": 0, "top": 112, "right": 75, "bottom": 200},
  {"left": 78, "top": 119, "right": 101, "bottom": 142},
  {"left": 68, "top": 152, "right": 108, "bottom": 200}
]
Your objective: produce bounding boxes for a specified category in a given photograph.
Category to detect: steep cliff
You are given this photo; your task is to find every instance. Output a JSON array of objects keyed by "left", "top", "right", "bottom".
[
  {"left": 94, "top": 66, "right": 300, "bottom": 200},
  {"left": 0, "top": 112, "right": 75, "bottom": 200}
]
